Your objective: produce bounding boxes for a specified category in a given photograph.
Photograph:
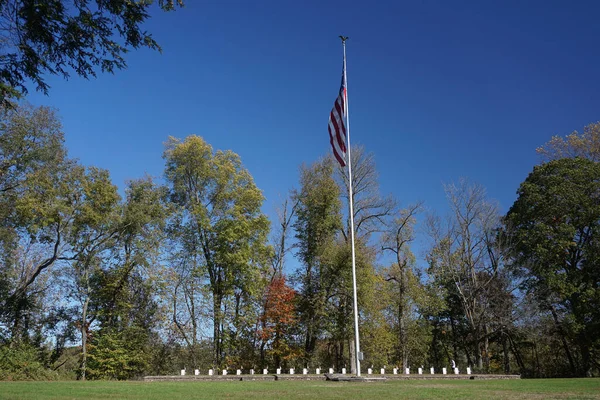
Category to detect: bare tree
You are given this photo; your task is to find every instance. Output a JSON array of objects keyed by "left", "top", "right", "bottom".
[
  {"left": 382, "top": 202, "right": 423, "bottom": 369},
  {"left": 426, "top": 179, "right": 503, "bottom": 370}
]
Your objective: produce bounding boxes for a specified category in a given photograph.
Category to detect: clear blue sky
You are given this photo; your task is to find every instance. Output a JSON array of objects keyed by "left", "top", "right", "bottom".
[{"left": 26, "top": 0, "right": 600, "bottom": 266}]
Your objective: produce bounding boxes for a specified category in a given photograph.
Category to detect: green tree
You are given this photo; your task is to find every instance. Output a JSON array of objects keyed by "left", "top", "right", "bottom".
[
  {"left": 335, "top": 146, "right": 395, "bottom": 373},
  {"left": 0, "top": 0, "right": 184, "bottom": 106},
  {"left": 64, "top": 166, "right": 121, "bottom": 380},
  {"left": 293, "top": 157, "right": 341, "bottom": 366},
  {"left": 0, "top": 104, "right": 66, "bottom": 330},
  {"left": 164, "top": 135, "right": 270, "bottom": 367},
  {"left": 505, "top": 157, "right": 600, "bottom": 377}
]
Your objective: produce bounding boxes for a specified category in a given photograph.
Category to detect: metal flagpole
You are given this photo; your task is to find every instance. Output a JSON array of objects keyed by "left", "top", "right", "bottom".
[{"left": 340, "top": 35, "right": 361, "bottom": 377}]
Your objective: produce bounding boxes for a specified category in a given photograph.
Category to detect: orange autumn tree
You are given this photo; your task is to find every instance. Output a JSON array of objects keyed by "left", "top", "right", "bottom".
[{"left": 258, "top": 275, "right": 301, "bottom": 368}]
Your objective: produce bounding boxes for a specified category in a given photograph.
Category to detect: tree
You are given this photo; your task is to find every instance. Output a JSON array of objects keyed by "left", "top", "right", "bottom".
[
  {"left": 0, "top": 104, "right": 65, "bottom": 284},
  {"left": 536, "top": 121, "right": 600, "bottom": 162},
  {"left": 293, "top": 157, "right": 342, "bottom": 366},
  {"left": 381, "top": 202, "right": 423, "bottom": 369},
  {"left": 427, "top": 180, "right": 505, "bottom": 371},
  {"left": 0, "top": 0, "right": 184, "bottom": 106},
  {"left": 335, "top": 146, "right": 395, "bottom": 372},
  {"left": 64, "top": 166, "right": 121, "bottom": 380},
  {"left": 164, "top": 135, "right": 270, "bottom": 367},
  {"left": 257, "top": 275, "right": 300, "bottom": 368},
  {"left": 505, "top": 158, "right": 600, "bottom": 377}
]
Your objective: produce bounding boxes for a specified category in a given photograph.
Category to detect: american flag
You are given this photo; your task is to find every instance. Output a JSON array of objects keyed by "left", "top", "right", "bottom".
[{"left": 328, "top": 67, "right": 347, "bottom": 167}]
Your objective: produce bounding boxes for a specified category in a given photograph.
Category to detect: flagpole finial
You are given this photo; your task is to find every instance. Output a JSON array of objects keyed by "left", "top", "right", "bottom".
[{"left": 339, "top": 35, "right": 349, "bottom": 43}]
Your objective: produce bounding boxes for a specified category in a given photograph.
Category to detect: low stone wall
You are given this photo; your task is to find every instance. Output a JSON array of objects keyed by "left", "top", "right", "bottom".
[
  {"left": 383, "top": 374, "right": 520, "bottom": 380},
  {"left": 143, "top": 373, "right": 520, "bottom": 382}
]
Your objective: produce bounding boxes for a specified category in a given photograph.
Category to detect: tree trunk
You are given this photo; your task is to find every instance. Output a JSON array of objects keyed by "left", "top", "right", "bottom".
[
  {"left": 550, "top": 306, "right": 577, "bottom": 375},
  {"left": 502, "top": 331, "right": 510, "bottom": 374},
  {"left": 80, "top": 296, "right": 89, "bottom": 381},
  {"left": 213, "top": 292, "right": 222, "bottom": 366},
  {"left": 349, "top": 338, "right": 356, "bottom": 374}
]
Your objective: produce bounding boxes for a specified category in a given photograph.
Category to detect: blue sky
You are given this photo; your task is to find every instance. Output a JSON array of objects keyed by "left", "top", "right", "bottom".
[{"left": 26, "top": 0, "right": 600, "bottom": 267}]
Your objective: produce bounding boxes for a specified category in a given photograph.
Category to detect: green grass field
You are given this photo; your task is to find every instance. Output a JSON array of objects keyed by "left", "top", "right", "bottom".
[{"left": 0, "top": 378, "right": 598, "bottom": 399}]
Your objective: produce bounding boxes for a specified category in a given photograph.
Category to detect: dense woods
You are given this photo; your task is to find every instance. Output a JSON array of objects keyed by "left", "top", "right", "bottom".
[{"left": 0, "top": 104, "right": 599, "bottom": 380}]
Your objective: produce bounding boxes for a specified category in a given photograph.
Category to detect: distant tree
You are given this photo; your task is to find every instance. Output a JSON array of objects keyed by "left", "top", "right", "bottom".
[
  {"left": 257, "top": 275, "right": 299, "bottom": 368},
  {"left": 292, "top": 157, "right": 341, "bottom": 366},
  {"left": 163, "top": 135, "right": 271, "bottom": 367},
  {"left": 62, "top": 166, "right": 121, "bottom": 380},
  {"left": 335, "top": 146, "right": 395, "bottom": 373},
  {"left": 505, "top": 158, "right": 600, "bottom": 377},
  {"left": 427, "top": 180, "right": 505, "bottom": 371},
  {"left": 381, "top": 202, "right": 423, "bottom": 369},
  {"left": 0, "top": 0, "right": 184, "bottom": 106},
  {"left": 536, "top": 122, "right": 600, "bottom": 162}
]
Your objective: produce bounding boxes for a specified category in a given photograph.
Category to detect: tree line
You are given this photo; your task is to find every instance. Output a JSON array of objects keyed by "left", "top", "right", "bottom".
[{"left": 0, "top": 104, "right": 598, "bottom": 380}]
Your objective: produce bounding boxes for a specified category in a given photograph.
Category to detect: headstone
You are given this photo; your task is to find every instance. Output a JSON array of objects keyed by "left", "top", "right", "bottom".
[
  {"left": 208, "top": 369, "right": 214, "bottom": 376},
  {"left": 289, "top": 368, "right": 294, "bottom": 375},
  {"left": 250, "top": 369, "right": 254, "bottom": 375},
  {"left": 442, "top": 367, "right": 447, "bottom": 375},
  {"left": 263, "top": 368, "right": 268, "bottom": 375},
  {"left": 222, "top": 369, "right": 227, "bottom": 376},
  {"left": 467, "top": 367, "right": 472, "bottom": 375},
  {"left": 380, "top": 368, "right": 385, "bottom": 375},
  {"left": 367, "top": 368, "right": 372, "bottom": 375},
  {"left": 303, "top": 368, "right": 308, "bottom": 375},
  {"left": 430, "top": 367, "right": 435, "bottom": 374},
  {"left": 341, "top": 368, "right": 346, "bottom": 375},
  {"left": 329, "top": 368, "right": 334, "bottom": 374},
  {"left": 393, "top": 368, "right": 398, "bottom": 375},
  {"left": 418, "top": 368, "right": 423, "bottom": 375},
  {"left": 236, "top": 369, "right": 241, "bottom": 376},
  {"left": 316, "top": 368, "right": 321, "bottom": 375},
  {"left": 194, "top": 369, "right": 200, "bottom": 376},
  {"left": 180, "top": 369, "right": 186, "bottom": 376},
  {"left": 276, "top": 368, "right": 281, "bottom": 375},
  {"left": 454, "top": 368, "right": 459, "bottom": 375},
  {"left": 405, "top": 367, "right": 410, "bottom": 375}
]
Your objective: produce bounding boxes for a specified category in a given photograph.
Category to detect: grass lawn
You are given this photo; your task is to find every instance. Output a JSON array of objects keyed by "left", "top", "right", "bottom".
[{"left": 0, "top": 378, "right": 598, "bottom": 399}]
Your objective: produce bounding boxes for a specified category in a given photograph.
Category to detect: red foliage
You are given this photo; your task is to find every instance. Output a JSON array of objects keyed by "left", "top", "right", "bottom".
[{"left": 258, "top": 275, "right": 299, "bottom": 361}]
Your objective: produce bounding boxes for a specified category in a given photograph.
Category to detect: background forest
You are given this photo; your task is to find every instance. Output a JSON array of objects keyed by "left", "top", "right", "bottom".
[{"left": 1, "top": 104, "right": 598, "bottom": 380}]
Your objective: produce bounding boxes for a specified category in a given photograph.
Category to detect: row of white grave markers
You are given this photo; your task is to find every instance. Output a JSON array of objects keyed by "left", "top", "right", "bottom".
[{"left": 179, "top": 366, "right": 473, "bottom": 376}]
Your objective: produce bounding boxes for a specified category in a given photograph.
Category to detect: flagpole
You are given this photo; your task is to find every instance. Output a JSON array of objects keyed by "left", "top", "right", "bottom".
[{"left": 340, "top": 35, "right": 361, "bottom": 377}]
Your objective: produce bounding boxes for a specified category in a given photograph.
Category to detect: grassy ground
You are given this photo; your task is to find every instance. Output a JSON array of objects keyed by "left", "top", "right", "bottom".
[{"left": 0, "top": 378, "right": 598, "bottom": 399}]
